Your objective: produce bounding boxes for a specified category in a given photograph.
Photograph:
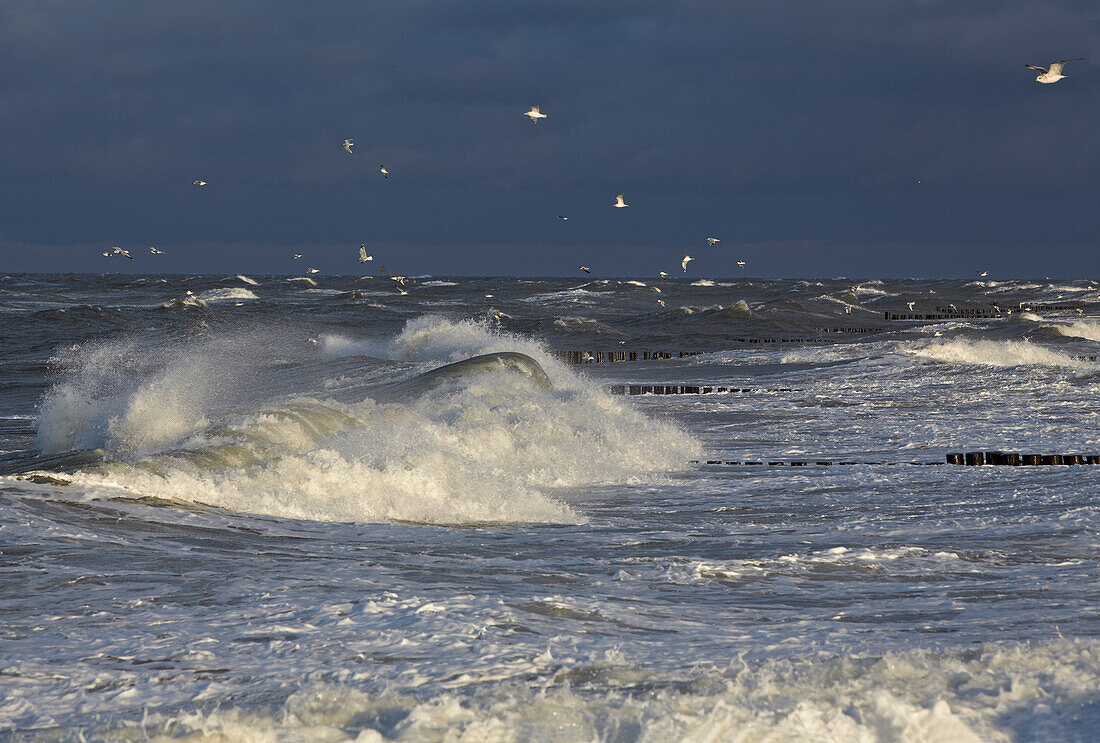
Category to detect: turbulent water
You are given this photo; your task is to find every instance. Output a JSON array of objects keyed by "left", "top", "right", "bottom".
[{"left": 2, "top": 273, "right": 1100, "bottom": 742}]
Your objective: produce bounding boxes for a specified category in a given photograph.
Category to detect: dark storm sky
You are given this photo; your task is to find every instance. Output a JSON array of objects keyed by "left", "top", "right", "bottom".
[{"left": 0, "top": 1, "right": 1096, "bottom": 277}]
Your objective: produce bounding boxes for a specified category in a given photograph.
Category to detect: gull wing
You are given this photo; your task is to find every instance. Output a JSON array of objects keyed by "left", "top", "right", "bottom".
[
  {"left": 1050, "top": 58, "right": 1085, "bottom": 74},
  {"left": 1026, "top": 65, "right": 1048, "bottom": 73}
]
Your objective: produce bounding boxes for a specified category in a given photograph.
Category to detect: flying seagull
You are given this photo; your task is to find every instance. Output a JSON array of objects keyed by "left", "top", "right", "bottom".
[
  {"left": 706, "top": 237, "right": 720, "bottom": 246},
  {"left": 380, "top": 165, "right": 388, "bottom": 179},
  {"left": 613, "top": 193, "right": 628, "bottom": 208},
  {"left": 343, "top": 139, "right": 354, "bottom": 153},
  {"left": 524, "top": 106, "right": 547, "bottom": 122},
  {"left": 558, "top": 215, "right": 569, "bottom": 221},
  {"left": 979, "top": 270, "right": 989, "bottom": 277},
  {"left": 1027, "top": 58, "right": 1085, "bottom": 84},
  {"left": 149, "top": 247, "right": 165, "bottom": 254},
  {"left": 193, "top": 180, "right": 207, "bottom": 186},
  {"left": 292, "top": 254, "right": 302, "bottom": 260},
  {"left": 681, "top": 255, "right": 693, "bottom": 272},
  {"left": 579, "top": 266, "right": 591, "bottom": 274},
  {"left": 101, "top": 251, "right": 110, "bottom": 257},
  {"left": 659, "top": 271, "right": 669, "bottom": 278},
  {"left": 736, "top": 260, "right": 746, "bottom": 268},
  {"left": 111, "top": 247, "right": 133, "bottom": 260},
  {"left": 306, "top": 268, "right": 319, "bottom": 274},
  {"left": 358, "top": 245, "right": 372, "bottom": 263},
  {"left": 907, "top": 302, "right": 916, "bottom": 311}
]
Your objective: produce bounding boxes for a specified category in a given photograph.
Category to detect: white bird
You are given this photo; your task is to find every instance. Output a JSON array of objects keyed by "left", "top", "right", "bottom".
[
  {"left": 101, "top": 251, "right": 110, "bottom": 257},
  {"left": 736, "top": 260, "right": 746, "bottom": 268},
  {"left": 111, "top": 247, "right": 133, "bottom": 260},
  {"left": 343, "top": 139, "right": 354, "bottom": 153},
  {"left": 656, "top": 299, "right": 666, "bottom": 307},
  {"left": 706, "top": 237, "right": 720, "bottom": 246},
  {"left": 558, "top": 215, "right": 569, "bottom": 221},
  {"left": 907, "top": 302, "right": 915, "bottom": 311},
  {"left": 193, "top": 180, "right": 207, "bottom": 186},
  {"left": 580, "top": 266, "right": 591, "bottom": 274},
  {"left": 949, "top": 304, "right": 958, "bottom": 313},
  {"left": 149, "top": 247, "right": 165, "bottom": 254},
  {"left": 659, "top": 271, "right": 669, "bottom": 278},
  {"left": 1027, "top": 58, "right": 1085, "bottom": 84},
  {"left": 358, "top": 245, "right": 372, "bottom": 263},
  {"left": 681, "top": 255, "right": 693, "bottom": 272},
  {"left": 380, "top": 165, "right": 388, "bottom": 179},
  {"left": 845, "top": 305, "right": 852, "bottom": 315},
  {"left": 292, "top": 254, "right": 303, "bottom": 259},
  {"left": 523, "top": 106, "right": 547, "bottom": 122},
  {"left": 613, "top": 193, "right": 628, "bottom": 208},
  {"left": 306, "top": 268, "right": 319, "bottom": 274},
  {"left": 979, "top": 271, "right": 988, "bottom": 277}
]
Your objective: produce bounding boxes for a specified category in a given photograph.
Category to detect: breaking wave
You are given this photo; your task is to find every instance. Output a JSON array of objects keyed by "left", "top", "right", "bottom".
[{"left": 34, "top": 317, "right": 700, "bottom": 525}]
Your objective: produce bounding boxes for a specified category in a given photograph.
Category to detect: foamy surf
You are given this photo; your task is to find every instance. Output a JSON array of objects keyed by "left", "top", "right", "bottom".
[
  {"left": 34, "top": 318, "right": 700, "bottom": 525},
  {"left": 907, "top": 338, "right": 1098, "bottom": 369},
  {"left": 55, "top": 639, "right": 1100, "bottom": 743}
]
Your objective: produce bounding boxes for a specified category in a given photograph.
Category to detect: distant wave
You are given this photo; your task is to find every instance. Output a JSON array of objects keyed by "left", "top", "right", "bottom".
[{"left": 908, "top": 338, "right": 1097, "bottom": 369}]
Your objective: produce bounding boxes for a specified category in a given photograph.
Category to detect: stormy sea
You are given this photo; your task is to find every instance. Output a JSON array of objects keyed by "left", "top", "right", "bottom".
[{"left": 2, "top": 273, "right": 1099, "bottom": 741}]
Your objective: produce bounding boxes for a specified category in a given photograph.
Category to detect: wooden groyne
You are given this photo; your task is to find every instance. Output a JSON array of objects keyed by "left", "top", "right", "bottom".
[
  {"left": 610, "top": 385, "right": 795, "bottom": 395},
  {"left": 689, "top": 452, "right": 1100, "bottom": 467},
  {"left": 946, "top": 451, "right": 1100, "bottom": 465}
]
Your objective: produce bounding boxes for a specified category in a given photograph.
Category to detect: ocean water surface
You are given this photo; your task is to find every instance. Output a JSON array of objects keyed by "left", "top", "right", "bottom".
[{"left": 2, "top": 273, "right": 1099, "bottom": 741}]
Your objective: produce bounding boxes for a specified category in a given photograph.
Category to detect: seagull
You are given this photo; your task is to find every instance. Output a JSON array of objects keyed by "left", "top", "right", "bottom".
[
  {"left": 380, "top": 165, "right": 388, "bottom": 179},
  {"left": 358, "top": 245, "right": 372, "bottom": 263},
  {"left": 343, "top": 139, "right": 354, "bottom": 153},
  {"left": 613, "top": 193, "right": 628, "bottom": 208},
  {"left": 558, "top": 215, "right": 569, "bottom": 221},
  {"left": 1027, "top": 59, "right": 1085, "bottom": 84},
  {"left": 706, "top": 237, "right": 720, "bottom": 246},
  {"left": 111, "top": 247, "right": 133, "bottom": 260},
  {"left": 979, "top": 270, "right": 988, "bottom": 277},
  {"left": 292, "top": 254, "right": 302, "bottom": 260},
  {"left": 101, "top": 251, "right": 110, "bottom": 257},
  {"left": 681, "top": 255, "right": 693, "bottom": 272},
  {"left": 845, "top": 305, "right": 852, "bottom": 315},
  {"left": 736, "top": 261, "right": 746, "bottom": 268},
  {"left": 523, "top": 106, "right": 547, "bottom": 123},
  {"left": 306, "top": 267, "right": 319, "bottom": 274},
  {"left": 949, "top": 304, "right": 958, "bottom": 313},
  {"left": 193, "top": 180, "right": 207, "bottom": 186},
  {"left": 656, "top": 299, "right": 665, "bottom": 307},
  {"left": 659, "top": 271, "right": 669, "bottom": 278},
  {"left": 149, "top": 247, "right": 165, "bottom": 254},
  {"left": 907, "top": 302, "right": 916, "bottom": 311},
  {"left": 579, "top": 266, "right": 590, "bottom": 274}
]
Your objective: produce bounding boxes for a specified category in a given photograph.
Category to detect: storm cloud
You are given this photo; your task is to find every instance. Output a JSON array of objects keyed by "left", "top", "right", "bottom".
[{"left": 1, "top": 1, "right": 1096, "bottom": 276}]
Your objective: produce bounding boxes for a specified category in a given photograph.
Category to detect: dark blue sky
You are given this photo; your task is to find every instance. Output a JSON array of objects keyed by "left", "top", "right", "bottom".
[{"left": 1, "top": 1, "right": 1096, "bottom": 277}]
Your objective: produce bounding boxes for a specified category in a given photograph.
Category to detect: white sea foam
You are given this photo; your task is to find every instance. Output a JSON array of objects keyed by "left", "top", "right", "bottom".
[
  {"left": 1047, "top": 319, "right": 1100, "bottom": 342},
  {"left": 907, "top": 338, "right": 1097, "bottom": 369},
  {"left": 690, "top": 279, "right": 715, "bottom": 286},
  {"left": 39, "top": 317, "right": 700, "bottom": 525},
  {"left": 72, "top": 640, "right": 1100, "bottom": 743},
  {"left": 195, "top": 287, "right": 258, "bottom": 303}
]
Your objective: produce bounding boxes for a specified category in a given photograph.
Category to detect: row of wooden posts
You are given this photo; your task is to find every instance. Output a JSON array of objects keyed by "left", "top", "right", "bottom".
[
  {"left": 692, "top": 460, "right": 942, "bottom": 466},
  {"left": 610, "top": 385, "right": 794, "bottom": 395},
  {"left": 690, "top": 453, "right": 1100, "bottom": 467},
  {"left": 946, "top": 452, "right": 1100, "bottom": 465}
]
